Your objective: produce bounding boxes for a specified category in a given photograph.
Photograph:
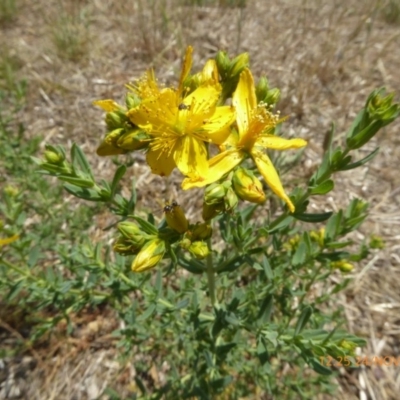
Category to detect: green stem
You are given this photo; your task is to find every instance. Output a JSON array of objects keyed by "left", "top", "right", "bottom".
[{"left": 206, "top": 237, "right": 216, "bottom": 306}]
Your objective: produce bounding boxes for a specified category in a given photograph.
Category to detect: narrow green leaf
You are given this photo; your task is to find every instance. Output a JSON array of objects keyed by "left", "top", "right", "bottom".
[
  {"left": 110, "top": 165, "right": 127, "bottom": 197},
  {"left": 294, "top": 306, "right": 313, "bottom": 336},
  {"left": 130, "top": 216, "right": 158, "bottom": 235},
  {"left": 64, "top": 184, "right": 103, "bottom": 201},
  {"left": 71, "top": 143, "right": 94, "bottom": 180},
  {"left": 137, "top": 304, "right": 156, "bottom": 321},
  {"left": 176, "top": 298, "right": 189, "bottom": 310},
  {"left": 292, "top": 240, "right": 308, "bottom": 267},
  {"left": 178, "top": 256, "right": 204, "bottom": 274},
  {"left": 257, "top": 294, "right": 273, "bottom": 323},
  {"left": 340, "top": 148, "right": 379, "bottom": 171},
  {"left": 262, "top": 256, "right": 273, "bottom": 280},
  {"left": 310, "top": 180, "right": 334, "bottom": 195},
  {"left": 293, "top": 212, "right": 333, "bottom": 223},
  {"left": 268, "top": 216, "right": 294, "bottom": 233},
  {"left": 216, "top": 255, "right": 246, "bottom": 273},
  {"left": 58, "top": 175, "right": 94, "bottom": 188},
  {"left": 309, "top": 358, "right": 333, "bottom": 376}
]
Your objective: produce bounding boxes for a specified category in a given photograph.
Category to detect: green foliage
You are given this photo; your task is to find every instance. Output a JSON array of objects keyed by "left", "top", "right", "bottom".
[
  {"left": 0, "top": 66, "right": 99, "bottom": 329},
  {"left": 0, "top": 0, "right": 17, "bottom": 24},
  {"left": 381, "top": 0, "right": 400, "bottom": 24},
  {"left": 50, "top": 7, "right": 90, "bottom": 62}
]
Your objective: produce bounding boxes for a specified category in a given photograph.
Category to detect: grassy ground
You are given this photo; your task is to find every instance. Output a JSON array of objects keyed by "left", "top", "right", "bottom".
[{"left": 1, "top": 0, "right": 400, "bottom": 398}]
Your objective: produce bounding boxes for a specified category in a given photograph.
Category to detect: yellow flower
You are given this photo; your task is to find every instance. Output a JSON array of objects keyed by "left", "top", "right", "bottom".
[
  {"left": 182, "top": 68, "right": 307, "bottom": 213},
  {"left": 127, "top": 47, "right": 235, "bottom": 178},
  {"left": 131, "top": 238, "right": 166, "bottom": 273},
  {"left": 0, "top": 234, "right": 19, "bottom": 247}
]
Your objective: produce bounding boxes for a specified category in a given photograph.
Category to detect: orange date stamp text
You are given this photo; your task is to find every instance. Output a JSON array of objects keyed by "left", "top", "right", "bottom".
[{"left": 319, "top": 355, "right": 400, "bottom": 368}]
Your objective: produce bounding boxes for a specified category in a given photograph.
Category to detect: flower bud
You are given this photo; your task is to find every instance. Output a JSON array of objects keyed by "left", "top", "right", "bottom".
[
  {"left": 188, "top": 241, "right": 209, "bottom": 260},
  {"left": 224, "top": 187, "right": 238, "bottom": 212},
  {"left": 369, "top": 235, "right": 384, "bottom": 250},
  {"left": 256, "top": 76, "right": 269, "bottom": 103},
  {"left": 44, "top": 147, "right": 65, "bottom": 165},
  {"left": 232, "top": 168, "right": 266, "bottom": 204},
  {"left": 228, "top": 53, "right": 249, "bottom": 78},
  {"left": 215, "top": 51, "right": 230, "bottom": 79},
  {"left": 113, "top": 236, "right": 140, "bottom": 255},
  {"left": 204, "top": 182, "right": 230, "bottom": 205},
  {"left": 339, "top": 339, "right": 357, "bottom": 353},
  {"left": 202, "top": 202, "right": 224, "bottom": 221},
  {"left": 125, "top": 92, "right": 141, "bottom": 110},
  {"left": 191, "top": 222, "right": 212, "bottom": 241},
  {"left": 331, "top": 261, "right": 354, "bottom": 273},
  {"left": 4, "top": 185, "right": 19, "bottom": 197},
  {"left": 131, "top": 238, "right": 166, "bottom": 272},
  {"left": 117, "top": 221, "right": 149, "bottom": 247},
  {"left": 264, "top": 88, "right": 281, "bottom": 106},
  {"left": 367, "top": 89, "right": 399, "bottom": 122},
  {"left": 117, "top": 129, "right": 149, "bottom": 151},
  {"left": 179, "top": 237, "right": 192, "bottom": 250},
  {"left": 164, "top": 201, "right": 189, "bottom": 234},
  {"left": 96, "top": 129, "right": 126, "bottom": 156},
  {"left": 105, "top": 112, "right": 122, "bottom": 130}
]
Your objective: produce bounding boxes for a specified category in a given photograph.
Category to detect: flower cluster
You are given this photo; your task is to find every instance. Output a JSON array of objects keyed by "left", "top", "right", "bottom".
[{"left": 95, "top": 47, "right": 307, "bottom": 272}]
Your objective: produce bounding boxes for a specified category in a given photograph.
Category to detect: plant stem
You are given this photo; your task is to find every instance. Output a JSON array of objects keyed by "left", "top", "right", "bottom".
[{"left": 206, "top": 237, "right": 216, "bottom": 306}]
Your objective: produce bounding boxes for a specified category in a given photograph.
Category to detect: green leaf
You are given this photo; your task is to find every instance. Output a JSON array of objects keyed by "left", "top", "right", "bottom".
[
  {"left": 340, "top": 148, "right": 379, "bottom": 171},
  {"left": 293, "top": 212, "right": 333, "bottom": 223},
  {"left": 309, "top": 358, "right": 333, "bottom": 376},
  {"left": 292, "top": 240, "right": 308, "bottom": 267},
  {"left": 325, "top": 211, "right": 342, "bottom": 241},
  {"left": 64, "top": 184, "right": 103, "bottom": 201},
  {"left": 71, "top": 143, "right": 94, "bottom": 180},
  {"left": 317, "top": 251, "right": 350, "bottom": 262},
  {"left": 257, "top": 294, "right": 273, "bottom": 323},
  {"left": 137, "top": 303, "right": 156, "bottom": 321},
  {"left": 256, "top": 339, "right": 270, "bottom": 366},
  {"left": 216, "top": 255, "right": 246, "bottom": 273},
  {"left": 310, "top": 180, "right": 334, "bottom": 195},
  {"left": 130, "top": 216, "right": 158, "bottom": 235},
  {"left": 110, "top": 165, "right": 127, "bottom": 197},
  {"left": 58, "top": 175, "right": 94, "bottom": 188},
  {"left": 178, "top": 256, "right": 204, "bottom": 274},
  {"left": 294, "top": 306, "right": 313, "bottom": 336},
  {"left": 28, "top": 245, "right": 41, "bottom": 267},
  {"left": 268, "top": 216, "right": 294, "bottom": 233},
  {"left": 261, "top": 256, "right": 273, "bottom": 280}
]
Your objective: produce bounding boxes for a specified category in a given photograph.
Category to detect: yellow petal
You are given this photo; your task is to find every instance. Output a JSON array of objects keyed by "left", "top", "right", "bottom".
[
  {"left": 127, "top": 89, "right": 177, "bottom": 129},
  {"left": 201, "top": 106, "right": 236, "bottom": 145},
  {"left": 174, "top": 135, "right": 208, "bottom": 178},
  {"left": 182, "top": 149, "right": 244, "bottom": 189},
  {"left": 232, "top": 69, "right": 257, "bottom": 138},
  {"left": 251, "top": 150, "right": 295, "bottom": 213},
  {"left": 93, "top": 99, "right": 121, "bottom": 112},
  {"left": 256, "top": 134, "right": 307, "bottom": 150},
  {"left": 186, "top": 86, "right": 220, "bottom": 120},
  {"left": 178, "top": 46, "right": 193, "bottom": 98},
  {"left": 146, "top": 147, "right": 176, "bottom": 177},
  {"left": 200, "top": 59, "right": 220, "bottom": 87},
  {"left": 0, "top": 234, "right": 19, "bottom": 247}
]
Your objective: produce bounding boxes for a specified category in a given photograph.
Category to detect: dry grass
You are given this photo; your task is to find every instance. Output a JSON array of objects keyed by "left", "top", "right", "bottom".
[{"left": 1, "top": 0, "right": 400, "bottom": 398}]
